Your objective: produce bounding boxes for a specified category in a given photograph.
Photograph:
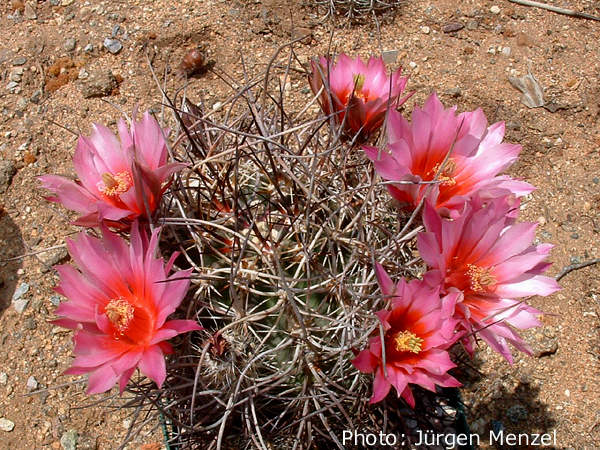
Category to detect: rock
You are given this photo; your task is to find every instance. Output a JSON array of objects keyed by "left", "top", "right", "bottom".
[
  {"left": 30, "top": 89, "right": 42, "bottom": 104},
  {"left": 63, "top": 38, "right": 77, "bottom": 52},
  {"left": 13, "top": 57, "right": 27, "bottom": 66},
  {"left": 41, "top": 247, "right": 69, "bottom": 272},
  {"left": 0, "top": 160, "right": 16, "bottom": 193},
  {"left": 6, "top": 81, "right": 21, "bottom": 94},
  {"left": 23, "top": 316, "right": 37, "bottom": 330},
  {"left": 444, "top": 87, "right": 462, "bottom": 98},
  {"left": 13, "top": 299, "right": 29, "bottom": 314},
  {"left": 470, "top": 418, "right": 487, "bottom": 435},
  {"left": 11, "top": 67, "right": 24, "bottom": 82},
  {"left": 466, "top": 19, "right": 478, "bottom": 30},
  {"left": 528, "top": 328, "right": 559, "bottom": 357},
  {"left": 0, "top": 373, "right": 7, "bottom": 385},
  {"left": 291, "top": 27, "right": 312, "bottom": 45},
  {"left": 12, "top": 282, "right": 29, "bottom": 301},
  {"left": 103, "top": 38, "right": 122, "bottom": 54},
  {"left": 84, "top": 44, "right": 94, "bottom": 53},
  {"left": 442, "top": 22, "right": 464, "bottom": 33},
  {"left": 79, "top": 70, "right": 117, "bottom": 98},
  {"left": 24, "top": 2, "right": 37, "bottom": 20},
  {"left": 60, "top": 430, "right": 78, "bottom": 450},
  {"left": 382, "top": 49, "right": 399, "bottom": 65},
  {"left": 506, "top": 404, "right": 528, "bottom": 422},
  {"left": 26, "top": 375, "right": 38, "bottom": 391},
  {"left": 490, "top": 5, "right": 501, "bottom": 14},
  {"left": 0, "top": 418, "right": 15, "bottom": 432}
]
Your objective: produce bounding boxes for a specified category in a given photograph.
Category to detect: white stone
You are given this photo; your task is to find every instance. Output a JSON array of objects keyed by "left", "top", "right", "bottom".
[
  {"left": 490, "top": 5, "right": 501, "bottom": 14},
  {"left": 0, "top": 418, "right": 15, "bottom": 432},
  {"left": 26, "top": 376, "right": 38, "bottom": 391}
]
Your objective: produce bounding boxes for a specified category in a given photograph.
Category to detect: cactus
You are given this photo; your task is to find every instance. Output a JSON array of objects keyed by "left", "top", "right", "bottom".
[
  {"left": 135, "top": 48, "right": 420, "bottom": 449},
  {"left": 312, "top": 0, "right": 405, "bottom": 19}
]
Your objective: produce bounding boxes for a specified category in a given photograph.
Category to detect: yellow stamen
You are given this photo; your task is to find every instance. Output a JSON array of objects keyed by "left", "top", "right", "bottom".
[
  {"left": 105, "top": 298, "right": 134, "bottom": 332},
  {"left": 353, "top": 73, "right": 366, "bottom": 92},
  {"left": 99, "top": 171, "right": 133, "bottom": 197},
  {"left": 466, "top": 264, "right": 497, "bottom": 293},
  {"left": 393, "top": 330, "right": 423, "bottom": 354},
  {"left": 430, "top": 158, "right": 458, "bottom": 186}
]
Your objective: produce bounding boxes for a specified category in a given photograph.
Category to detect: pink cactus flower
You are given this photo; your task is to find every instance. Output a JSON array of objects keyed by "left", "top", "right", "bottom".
[
  {"left": 52, "top": 221, "right": 201, "bottom": 394},
  {"left": 352, "top": 264, "right": 461, "bottom": 407},
  {"left": 417, "top": 194, "right": 561, "bottom": 362},
  {"left": 363, "top": 93, "right": 534, "bottom": 216},
  {"left": 309, "top": 53, "right": 412, "bottom": 141},
  {"left": 39, "top": 109, "right": 186, "bottom": 228}
]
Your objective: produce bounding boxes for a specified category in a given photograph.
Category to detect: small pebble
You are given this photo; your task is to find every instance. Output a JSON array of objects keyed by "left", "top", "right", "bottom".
[
  {"left": 506, "top": 404, "right": 528, "bottom": 422},
  {"left": 103, "top": 38, "right": 123, "bottom": 54},
  {"left": 26, "top": 376, "right": 38, "bottom": 391},
  {"left": 444, "top": 87, "right": 462, "bottom": 98},
  {"left": 421, "top": 26, "right": 430, "bottom": 34},
  {"left": 13, "top": 57, "right": 27, "bottom": 66},
  {"left": 6, "top": 81, "right": 20, "bottom": 93},
  {"left": 502, "top": 46, "right": 511, "bottom": 56},
  {"left": 442, "top": 22, "right": 464, "bottom": 33},
  {"left": 30, "top": 89, "right": 42, "bottom": 104},
  {"left": 84, "top": 44, "right": 94, "bottom": 53},
  {"left": 565, "top": 389, "right": 570, "bottom": 397},
  {"left": 490, "top": 5, "right": 501, "bottom": 14},
  {"left": 0, "top": 418, "right": 15, "bottom": 432},
  {"left": 63, "top": 38, "right": 76, "bottom": 52},
  {"left": 381, "top": 50, "right": 399, "bottom": 65},
  {"left": 12, "top": 282, "right": 29, "bottom": 301},
  {"left": 0, "top": 373, "right": 7, "bottom": 385},
  {"left": 466, "top": 19, "right": 479, "bottom": 30},
  {"left": 13, "top": 299, "right": 28, "bottom": 314},
  {"left": 24, "top": 3, "right": 37, "bottom": 20},
  {"left": 60, "top": 430, "right": 78, "bottom": 450}
]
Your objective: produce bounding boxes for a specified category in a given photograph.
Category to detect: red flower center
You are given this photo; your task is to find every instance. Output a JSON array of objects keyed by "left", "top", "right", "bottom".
[
  {"left": 98, "top": 171, "right": 133, "bottom": 197},
  {"left": 428, "top": 158, "right": 457, "bottom": 186},
  {"left": 345, "top": 74, "right": 371, "bottom": 103},
  {"left": 392, "top": 330, "right": 423, "bottom": 354},
  {"left": 105, "top": 297, "right": 134, "bottom": 332},
  {"left": 105, "top": 297, "right": 154, "bottom": 344}
]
